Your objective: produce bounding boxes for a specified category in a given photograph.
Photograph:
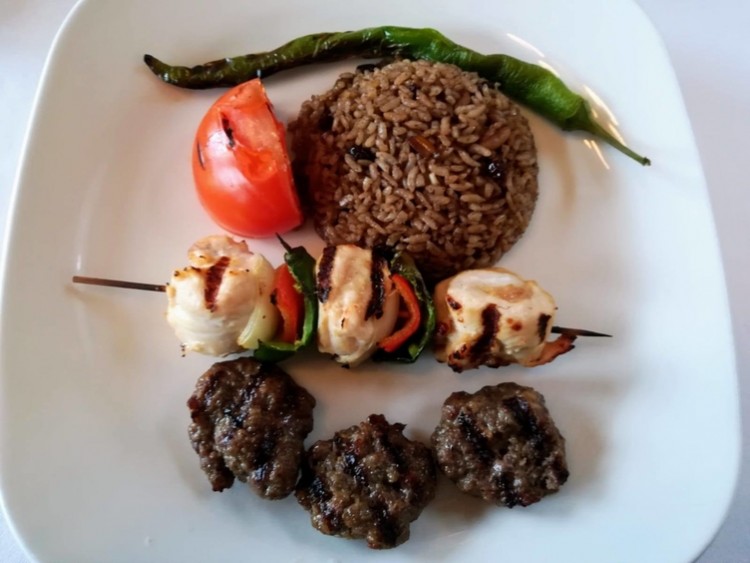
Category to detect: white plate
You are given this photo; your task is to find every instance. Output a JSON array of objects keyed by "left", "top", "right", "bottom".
[{"left": 0, "top": 0, "right": 739, "bottom": 561}]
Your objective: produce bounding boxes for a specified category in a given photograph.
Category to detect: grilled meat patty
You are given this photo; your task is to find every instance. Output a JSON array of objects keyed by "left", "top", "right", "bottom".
[
  {"left": 431, "top": 382, "right": 568, "bottom": 507},
  {"left": 295, "top": 414, "right": 437, "bottom": 549},
  {"left": 187, "top": 357, "right": 316, "bottom": 499}
]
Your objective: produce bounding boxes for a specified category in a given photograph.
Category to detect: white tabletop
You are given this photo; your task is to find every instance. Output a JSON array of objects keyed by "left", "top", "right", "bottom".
[{"left": 1, "top": 0, "right": 747, "bottom": 561}]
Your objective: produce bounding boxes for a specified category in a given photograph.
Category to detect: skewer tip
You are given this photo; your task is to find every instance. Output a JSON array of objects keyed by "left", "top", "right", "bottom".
[
  {"left": 72, "top": 275, "right": 166, "bottom": 293},
  {"left": 551, "top": 325, "right": 612, "bottom": 338}
]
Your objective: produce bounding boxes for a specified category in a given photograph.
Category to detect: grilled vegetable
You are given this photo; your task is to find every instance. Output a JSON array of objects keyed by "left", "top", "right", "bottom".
[
  {"left": 375, "top": 252, "right": 436, "bottom": 363},
  {"left": 378, "top": 274, "right": 421, "bottom": 354},
  {"left": 192, "top": 79, "right": 303, "bottom": 238},
  {"left": 254, "top": 238, "right": 318, "bottom": 363},
  {"left": 144, "top": 26, "right": 650, "bottom": 165},
  {"left": 271, "top": 263, "right": 304, "bottom": 343}
]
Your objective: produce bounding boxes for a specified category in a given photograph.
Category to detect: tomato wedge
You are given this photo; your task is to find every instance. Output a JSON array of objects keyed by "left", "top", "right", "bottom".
[
  {"left": 192, "top": 79, "right": 303, "bottom": 238},
  {"left": 271, "top": 263, "right": 304, "bottom": 343}
]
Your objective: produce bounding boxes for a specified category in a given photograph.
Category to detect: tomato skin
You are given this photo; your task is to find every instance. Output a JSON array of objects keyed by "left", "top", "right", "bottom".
[{"left": 192, "top": 79, "right": 303, "bottom": 238}]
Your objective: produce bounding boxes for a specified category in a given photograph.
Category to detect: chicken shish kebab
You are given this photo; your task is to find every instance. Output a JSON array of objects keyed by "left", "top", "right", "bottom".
[
  {"left": 162, "top": 235, "right": 434, "bottom": 367},
  {"left": 72, "top": 235, "right": 609, "bottom": 370}
]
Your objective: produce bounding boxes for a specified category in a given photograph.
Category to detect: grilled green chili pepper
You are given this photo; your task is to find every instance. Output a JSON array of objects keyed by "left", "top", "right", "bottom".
[
  {"left": 374, "top": 252, "right": 436, "bottom": 364},
  {"left": 144, "top": 26, "right": 650, "bottom": 165},
  {"left": 254, "top": 237, "right": 317, "bottom": 363}
]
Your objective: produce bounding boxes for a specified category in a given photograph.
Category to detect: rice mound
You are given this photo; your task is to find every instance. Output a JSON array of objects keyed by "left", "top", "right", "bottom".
[{"left": 290, "top": 59, "right": 539, "bottom": 281}]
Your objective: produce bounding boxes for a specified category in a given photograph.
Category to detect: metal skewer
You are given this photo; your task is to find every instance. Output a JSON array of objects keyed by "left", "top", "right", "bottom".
[
  {"left": 72, "top": 276, "right": 166, "bottom": 292},
  {"left": 72, "top": 276, "right": 612, "bottom": 338},
  {"left": 551, "top": 325, "right": 611, "bottom": 338}
]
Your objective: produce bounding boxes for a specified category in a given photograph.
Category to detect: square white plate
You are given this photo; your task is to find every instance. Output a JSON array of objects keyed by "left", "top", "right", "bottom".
[{"left": 0, "top": 0, "right": 739, "bottom": 561}]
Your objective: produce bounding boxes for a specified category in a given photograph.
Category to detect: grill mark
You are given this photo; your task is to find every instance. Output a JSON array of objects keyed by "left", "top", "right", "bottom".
[
  {"left": 308, "top": 474, "right": 343, "bottom": 532},
  {"left": 468, "top": 304, "right": 500, "bottom": 362},
  {"left": 339, "top": 438, "right": 370, "bottom": 490},
  {"left": 365, "top": 252, "right": 388, "bottom": 320},
  {"left": 502, "top": 396, "right": 553, "bottom": 464},
  {"left": 203, "top": 256, "right": 231, "bottom": 312},
  {"left": 218, "top": 369, "right": 269, "bottom": 445},
  {"left": 316, "top": 246, "right": 337, "bottom": 303},
  {"left": 307, "top": 473, "right": 330, "bottom": 503},
  {"left": 502, "top": 396, "right": 540, "bottom": 441},
  {"left": 198, "top": 368, "right": 227, "bottom": 407},
  {"left": 339, "top": 417, "right": 405, "bottom": 547},
  {"left": 498, "top": 471, "right": 520, "bottom": 507},
  {"left": 251, "top": 428, "right": 280, "bottom": 485},
  {"left": 343, "top": 450, "right": 368, "bottom": 487},
  {"left": 370, "top": 501, "right": 401, "bottom": 547},
  {"left": 456, "top": 410, "right": 494, "bottom": 464},
  {"left": 195, "top": 142, "right": 205, "bottom": 170},
  {"left": 297, "top": 443, "right": 342, "bottom": 532},
  {"left": 537, "top": 313, "right": 552, "bottom": 341},
  {"left": 221, "top": 116, "right": 235, "bottom": 148},
  {"left": 446, "top": 294, "right": 462, "bottom": 310}
]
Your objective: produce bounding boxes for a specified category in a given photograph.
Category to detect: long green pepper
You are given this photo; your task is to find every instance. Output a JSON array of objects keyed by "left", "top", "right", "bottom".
[{"left": 144, "top": 26, "right": 650, "bottom": 165}]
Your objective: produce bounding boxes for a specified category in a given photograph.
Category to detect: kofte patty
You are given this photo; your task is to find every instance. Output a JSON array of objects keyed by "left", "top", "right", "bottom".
[
  {"left": 295, "top": 414, "right": 437, "bottom": 549},
  {"left": 431, "top": 382, "right": 568, "bottom": 507},
  {"left": 187, "top": 357, "right": 316, "bottom": 499}
]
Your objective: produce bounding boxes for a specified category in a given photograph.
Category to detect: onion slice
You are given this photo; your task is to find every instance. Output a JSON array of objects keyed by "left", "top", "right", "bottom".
[{"left": 236, "top": 254, "right": 279, "bottom": 350}]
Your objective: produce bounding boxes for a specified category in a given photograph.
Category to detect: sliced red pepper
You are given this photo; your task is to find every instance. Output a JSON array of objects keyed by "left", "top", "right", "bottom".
[
  {"left": 378, "top": 274, "right": 422, "bottom": 353},
  {"left": 271, "top": 263, "right": 304, "bottom": 343}
]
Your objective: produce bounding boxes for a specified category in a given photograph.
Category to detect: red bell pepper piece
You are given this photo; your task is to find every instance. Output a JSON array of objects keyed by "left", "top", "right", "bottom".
[
  {"left": 378, "top": 274, "right": 421, "bottom": 353},
  {"left": 272, "top": 263, "right": 304, "bottom": 343}
]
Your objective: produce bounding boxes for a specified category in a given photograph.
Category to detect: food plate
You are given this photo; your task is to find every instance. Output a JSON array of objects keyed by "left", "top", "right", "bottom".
[{"left": 0, "top": 0, "right": 739, "bottom": 561}]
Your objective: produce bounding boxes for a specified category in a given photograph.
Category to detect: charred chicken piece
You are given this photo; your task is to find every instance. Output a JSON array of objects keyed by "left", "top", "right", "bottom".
[
  {"left": 166, "top": 235, "right": 278, "bottom": 356},
  {"left": 295, "top": 414, "right": 437, "bottom": 549},
  {"left": 433, "top": 267, "right": 575, "bottom": 372},
  {"left": 316, "top": 245, "right": 400, "bottom": 366},
  {"left": 187, "top": 357, "right": 316, "bottom": 499},
  {"left": 431, "top": 382, "right": 569, "bottom": 507}
]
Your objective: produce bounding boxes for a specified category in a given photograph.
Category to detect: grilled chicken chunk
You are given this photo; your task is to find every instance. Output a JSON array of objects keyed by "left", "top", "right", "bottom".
[
  {"left": 315, "top": 245, "right": 400, "bottom": 366},
  {"left": 433, "top": 268, "right": 575, "bottom": 372},
  {"left": 166, "top": 235, "right": 278, "bottom": 355}
]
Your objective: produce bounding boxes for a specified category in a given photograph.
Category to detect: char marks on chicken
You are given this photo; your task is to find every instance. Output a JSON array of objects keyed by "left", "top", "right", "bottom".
[
  {"left": 166, "top": 235, "right": 278, "bottom": 356},
  {"left": 315, "top": 245, "right": 400, "bottom": 367},
  {"left": 433, "top": 267, "right": 576, "bottom": 371}
]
